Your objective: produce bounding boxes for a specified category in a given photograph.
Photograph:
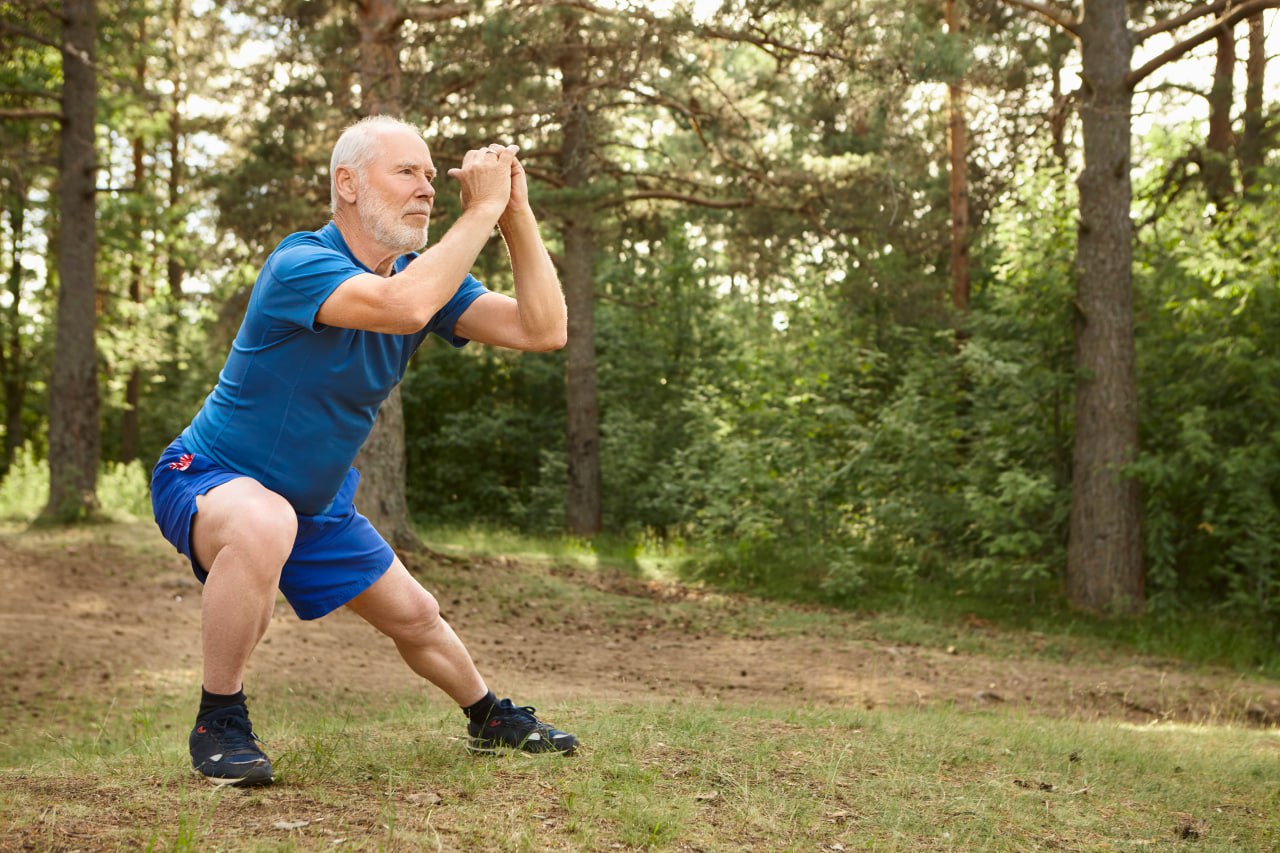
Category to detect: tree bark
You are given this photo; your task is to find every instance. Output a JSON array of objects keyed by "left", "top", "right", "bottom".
[
  {"left": 2, "top": 181, "right": 27, "bottom": 474},
  {"left": 945, "top": 0, "right": 969, "bottom": 312},
  {"left": 1204, "top": 14, "right": 1236, "bottom": 206},
  {"left": 1048, "top": 28, "right": 1074, "bottom": 163},
  {"left": 166, "top": 0, "right": 184, "bottom": 300},
  {"left": 45, "top": 0, "right": 100, "bottom": 520},
  {"left": 122, "top": 20, "right": 147, "bottom": 464},
  {"left": 351, "top": 0, "right": 421, "bottom": 551},
  {"left": 357, "top": 0, "right": 404, "bottom": 116},
  {"left": 559, "top": 37, "right": 602, "bottom": 536},
  {"left": 1067, "top": 0, "right": 1143, "bottom": 612},
  {"left": 1240, "top": 13, "right": 1266, "bottom": 191},
  {"left": 122, "top": 139, "right": 143, "bottom": 462}
]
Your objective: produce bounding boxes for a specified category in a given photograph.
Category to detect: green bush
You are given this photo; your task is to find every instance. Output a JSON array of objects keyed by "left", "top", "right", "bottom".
[{"left": 0, "top": 443, "right": 152, "bottom": 522}]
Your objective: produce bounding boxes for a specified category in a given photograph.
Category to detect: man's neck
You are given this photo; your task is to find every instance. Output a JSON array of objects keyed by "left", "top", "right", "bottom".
[{"left": 331, "top": 209, "right": 398, "bottom": 276}]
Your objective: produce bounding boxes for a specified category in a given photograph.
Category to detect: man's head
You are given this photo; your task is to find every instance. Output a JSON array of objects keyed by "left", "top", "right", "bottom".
[{"left": 330, "top": 116, "right": 437, "bottom": 254}]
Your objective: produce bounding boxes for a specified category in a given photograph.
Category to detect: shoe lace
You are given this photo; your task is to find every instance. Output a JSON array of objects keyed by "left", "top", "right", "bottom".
[
  {"left": 496, "top": 699, "right": 536, "bottom": 717},
  {"left": 207, "top": 708, "right": 264, "bottom": 751},
  {"left": 495, "top": 700, "right": 553, "bottom": 732}
]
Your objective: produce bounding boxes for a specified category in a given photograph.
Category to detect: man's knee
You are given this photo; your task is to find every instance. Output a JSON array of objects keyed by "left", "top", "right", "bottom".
[
  {"left": 193, "top": 481, "right": 297, "bottom": 574},
  {"left": 235, "top": 500, "right": 298, "bottom": 562},
  {"left": 389, "top": 589, "right": 443, "bottom": 645}
]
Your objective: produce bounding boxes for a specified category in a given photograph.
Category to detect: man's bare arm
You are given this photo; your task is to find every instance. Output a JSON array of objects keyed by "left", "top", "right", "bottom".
[
  {"left": 454, "top": 150, "right": 567, "bottom": 351},
  {"left": 316, "top": 148, "right": 513, "bottom": 334}
]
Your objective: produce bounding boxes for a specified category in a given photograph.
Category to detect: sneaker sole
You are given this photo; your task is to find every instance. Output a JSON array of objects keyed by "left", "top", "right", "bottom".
[
  {"left": 465, "top": 737, "right": 576, "bottom": 756},
  {"left": 193, "top": 764, "right": 274, "bottom": 787}
]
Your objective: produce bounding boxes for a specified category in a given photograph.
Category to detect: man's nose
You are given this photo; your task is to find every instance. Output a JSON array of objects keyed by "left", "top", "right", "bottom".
[{"left": 417, "top": 176, "right": 435, "bottom": 199}]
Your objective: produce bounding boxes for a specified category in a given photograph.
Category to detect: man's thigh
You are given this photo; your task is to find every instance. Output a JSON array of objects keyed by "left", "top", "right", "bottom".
[
  {"left": 275, "top": 502, "right": 395, "bottom": 621},
  {"left": 152, "top": 438, "right": 260, "bottom": 578}
]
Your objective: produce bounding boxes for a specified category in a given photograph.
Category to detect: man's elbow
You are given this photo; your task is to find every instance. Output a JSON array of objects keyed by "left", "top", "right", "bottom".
[
  {"left": 390, "top": 308, "right": 432, "bottom": 335},
  {"left": 531, "top": 330, "right": 568, "bottom": 351},
  {"left": 378, "top": 291, "right": 435, "bottom": 334}
]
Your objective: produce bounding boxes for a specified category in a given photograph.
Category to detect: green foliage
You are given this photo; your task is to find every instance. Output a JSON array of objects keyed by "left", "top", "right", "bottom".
[
  {"left": 402, "top": 341, "right": 566, "bottom": 531},
  {"left": 1130, "top": 161, "right": 1280, "bottom": 633},
  {"left": 0, "top": 443, "right": 151, "bottom": 521},
  {"left": 14, "top": 0, "right": 1280, "bottom": 628},
  {"left": 100, "top": 458, "right": 156, "bottom": 520},
  {"left": 0, "top": 444, "right": 47, "bottom": 520}
]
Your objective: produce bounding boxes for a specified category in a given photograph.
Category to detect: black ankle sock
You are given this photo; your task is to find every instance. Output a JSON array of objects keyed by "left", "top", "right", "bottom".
[
  {"left": 198, "top": 686, "right": 246, "bottom": 722},
  {"left": 462, "top": 690, "right": 499, "bottom": 724}
]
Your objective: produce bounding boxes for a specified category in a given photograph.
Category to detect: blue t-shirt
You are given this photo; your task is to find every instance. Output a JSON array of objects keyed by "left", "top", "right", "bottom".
[{"left": 182, "top": 221, "right": 488, "bottom": 515}]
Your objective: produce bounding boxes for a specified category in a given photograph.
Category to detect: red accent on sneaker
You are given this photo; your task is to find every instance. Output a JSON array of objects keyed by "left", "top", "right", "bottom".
[
  {"left": 489, "top": 720, "right": 501, "bottom": 727},
  {"left": 197, "top": 725, "right": 207, "bottom": 733},
  {"left": 169, "top": 453, "right": 194, "bottom": 472}
]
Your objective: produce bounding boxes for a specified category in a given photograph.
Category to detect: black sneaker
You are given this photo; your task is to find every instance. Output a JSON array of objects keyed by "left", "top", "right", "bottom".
[
  {"left": 189, "top": 704, "right": 274, "bottom": 786},
  {"left": 466, "top": 699, "right": 579, "bottom": 755}
]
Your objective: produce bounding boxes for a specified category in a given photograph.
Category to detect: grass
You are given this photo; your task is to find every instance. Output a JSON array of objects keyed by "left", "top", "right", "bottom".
[
  {"left": 2, "top": 520, "right": 1279, "bottom": 849},
  {"left": 3, "top": 689, "right": 1278, "bottom": 850},
  {"left": 420, "top": 523, "right": 1280, "bottom": 681}
]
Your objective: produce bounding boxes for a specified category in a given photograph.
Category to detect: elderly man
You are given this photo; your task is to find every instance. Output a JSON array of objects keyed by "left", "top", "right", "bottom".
[{"left": 151, "top": 116, "right": 576, "bottom": 787}]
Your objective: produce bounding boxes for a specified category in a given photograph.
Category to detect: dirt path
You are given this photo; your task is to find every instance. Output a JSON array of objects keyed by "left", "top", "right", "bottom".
[{"left": 2, "top": 524, "right": 1279, "bottom": 730}]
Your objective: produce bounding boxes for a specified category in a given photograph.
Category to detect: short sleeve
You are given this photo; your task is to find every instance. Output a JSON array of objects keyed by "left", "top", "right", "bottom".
[
  {"left": 426, "top": 274, "right": 490, "bottom": 348},
  {"left": 260, "top": 238, "right": 364, "bottom": 332}
]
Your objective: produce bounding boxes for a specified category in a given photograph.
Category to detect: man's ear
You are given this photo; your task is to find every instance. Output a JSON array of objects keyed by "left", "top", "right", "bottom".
[{"left": 334, "top": 165, "right": 360, "bottom": 205}]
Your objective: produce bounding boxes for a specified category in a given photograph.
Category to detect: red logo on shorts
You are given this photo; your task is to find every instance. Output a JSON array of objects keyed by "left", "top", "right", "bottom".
[{"left": 169, "top": 453, "right": 194, "bottom": 472}]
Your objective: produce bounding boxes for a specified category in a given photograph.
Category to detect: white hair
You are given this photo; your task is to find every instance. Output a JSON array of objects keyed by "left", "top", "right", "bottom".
[{"left": 329, "top": 115, "right": 425, "bottom": 214}]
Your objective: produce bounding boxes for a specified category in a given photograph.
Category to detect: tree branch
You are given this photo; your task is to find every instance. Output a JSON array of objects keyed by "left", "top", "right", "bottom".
[
  {"left": 513, "top": 0, "right": 659, "bottom": 26},
  {"left": 0, "top": 19, "right": 62, "bottom": 51},
  {"left": 998, "top": 0, "right": 1079, "bottom": 35},
  {"left": 601, "top": 190, "right": 754, "bottom": 209},
  {"left": 696, "top": 23, "right": 850, "bottom": 63},
  {"left": 403, "top": 2, "right": 472, "bottom": 24},
  {"left": 1140, "top": 80, "right": 1209, "bottom": 101},
  {"left": 1128, "top": 0, "right": 1280, "bottom": 88},
  {"left": 1134, "top": 1, "right": 1227, "bottom": 44}
]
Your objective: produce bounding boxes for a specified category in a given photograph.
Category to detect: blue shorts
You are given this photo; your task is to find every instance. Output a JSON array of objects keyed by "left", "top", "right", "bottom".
[{"left": 150, "top": 437, "right": 396, "bottom": 620}]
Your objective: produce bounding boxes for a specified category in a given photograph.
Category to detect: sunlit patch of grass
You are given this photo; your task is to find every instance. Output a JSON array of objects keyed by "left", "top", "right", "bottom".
[{"left": 418, "top": 522, "right": 687, "bottom": 580}]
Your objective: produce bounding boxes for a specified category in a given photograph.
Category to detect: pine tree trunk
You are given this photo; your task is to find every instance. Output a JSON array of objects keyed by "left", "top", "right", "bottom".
[
  {"left": 1204, "top": 19, "right": 1237, "bottom": 206},
  {"left": 167, "top": 0, "right": 184, "bottom": 299},
  {"left": 357, "top": 0, "right": 403, "bottom": 116},
  {"left": 354, "top": 385, "right": 420, "bottom": 551},
  {"left": 1241, "top": 14, "right": 1266, "bottom": 192},
  {"left": 2, "top": 186, "right": 27, "bottom": 475},
  {"left": 45, "top": 0, "right": 100, "bottom": 520},
  {"left": 1067, "top": 0, "right": 1143, "bottom": 613},
  {"left": 351, "top": 0, "right": 422, "bottom": 551},
  {"left": 122, "top": 37, "right": 147, "bottom": 464},
  {"left": 945, "top": 0, "right": 969, "bottom": 312},
  {"left": 559, "top": 40, "right": 602, "bottom": 536},
  {"left": 1048, "top": 29, "right": 1074, "bottom": 163}
]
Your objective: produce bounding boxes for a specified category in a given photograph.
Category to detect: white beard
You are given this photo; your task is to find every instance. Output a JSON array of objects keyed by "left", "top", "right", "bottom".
[{"left": 359, "top": 179, "right": 430, "bottom": 254}]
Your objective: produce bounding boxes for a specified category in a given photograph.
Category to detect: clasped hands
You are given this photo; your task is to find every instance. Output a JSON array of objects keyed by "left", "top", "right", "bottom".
[{"left": 447, "top": 143, "right": 530, "bottom": 222}]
